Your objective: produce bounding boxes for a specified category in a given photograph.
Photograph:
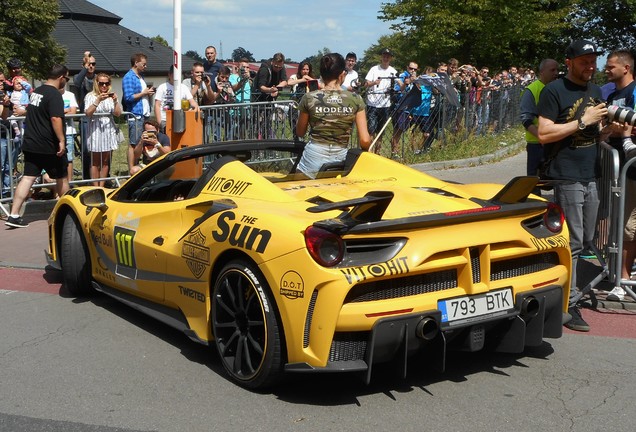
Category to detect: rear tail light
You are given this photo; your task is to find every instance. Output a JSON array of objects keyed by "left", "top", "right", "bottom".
[
  {"left": 304, "top": 226, "right": 344, "bottom": 267},
  {"left": 544, "top": 202, "right": 565, "bottom": 233}
]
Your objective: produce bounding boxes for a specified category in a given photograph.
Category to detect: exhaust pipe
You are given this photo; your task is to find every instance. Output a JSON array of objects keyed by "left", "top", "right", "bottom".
[
  {"left": 521, "top": 296, "right": 540, "bottom": 318},
  {"left": 415, "top": 317, "right": 439, "bottom": 341}
]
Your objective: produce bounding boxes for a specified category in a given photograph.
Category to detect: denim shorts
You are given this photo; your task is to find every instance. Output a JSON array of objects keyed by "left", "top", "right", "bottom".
[{"left": 297, "top": 141, "right": 348, "bottom": 179}]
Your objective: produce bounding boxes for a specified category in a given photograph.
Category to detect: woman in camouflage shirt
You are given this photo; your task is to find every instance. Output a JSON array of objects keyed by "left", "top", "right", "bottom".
[{"left": 296, "top": 53, "right": 371, "bottom": 178}]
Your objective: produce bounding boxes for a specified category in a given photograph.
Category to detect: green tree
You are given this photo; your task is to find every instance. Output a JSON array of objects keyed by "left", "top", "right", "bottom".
[
  {"left": 231, "top": 47, "right": 255, "bottom": 62},
  {"left": 566, "top": 1, "right": 636, "bottom": 51},
  {"left": 380, "top": 0, "right": 573, "bottom": 70},
  {"left": 0, "top": 0, "right": 65, "bottom": 79},
  {"left": 151, "top": 35, "right": 171, "bottom": 48},
  {"left": 185, "top": 50, "right": 204, "bottom": 62}
]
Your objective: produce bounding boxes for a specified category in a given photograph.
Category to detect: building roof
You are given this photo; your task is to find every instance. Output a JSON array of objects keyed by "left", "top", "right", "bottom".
[{"left": 54, "top": 0, "right": 195, "bottom": 77}]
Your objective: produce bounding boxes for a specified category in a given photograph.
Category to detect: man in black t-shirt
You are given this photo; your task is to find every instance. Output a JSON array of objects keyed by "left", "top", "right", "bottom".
[
  {"left": 252, "top": 52, "right": 288, "bottom": 103},
  {"left": 252, "top": 53, "right": 288, "bottom": 139},
  {"left": 5, "top": 64, "right": 70, "bottom": 229},
  {"left": 537, "top": 40, "right": 610, "bottom": 332}
]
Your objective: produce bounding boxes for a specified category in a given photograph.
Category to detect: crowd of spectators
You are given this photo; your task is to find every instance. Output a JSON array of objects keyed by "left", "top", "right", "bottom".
[{"left": 0, "top": 46, "right": 535, "bottom": 194}]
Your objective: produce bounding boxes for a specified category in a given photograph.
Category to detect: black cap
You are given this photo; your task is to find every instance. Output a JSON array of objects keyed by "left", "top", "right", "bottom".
[
  {"left": 566, "top": 40, "right": 603, "bottom": 59},
  {"left": 346, "top": 52, "right": 357, "bottom": 60},
  {"left": 379, "top": 48, "right": 394, "bottom": 56},
  {"left": 6, "top": 58, "right": 21, "bottom": 69}
]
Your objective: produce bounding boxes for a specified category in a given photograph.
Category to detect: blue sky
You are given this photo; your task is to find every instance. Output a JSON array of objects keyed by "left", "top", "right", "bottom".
[{"left": 88, "top": 0, "right": 394, "bottom": 62}]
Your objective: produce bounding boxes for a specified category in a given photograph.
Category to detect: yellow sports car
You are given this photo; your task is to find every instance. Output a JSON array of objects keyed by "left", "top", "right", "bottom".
[{"left": 47, "top": 140, "right": 571, "bottom": 389}]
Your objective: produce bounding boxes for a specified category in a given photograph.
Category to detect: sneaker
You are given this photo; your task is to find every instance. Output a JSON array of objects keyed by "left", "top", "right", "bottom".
[
  {"left": 5, "top": 216, "right": 29, "bottom": 229},
  {"left": 606, "top": 286, "right": 625, "bottom": 302},
  {"left": 580, "top": 248, "right": 596, "bottom": 259},
  {"left": 564, "top": 306, "right": 590, "bottom": 332}
]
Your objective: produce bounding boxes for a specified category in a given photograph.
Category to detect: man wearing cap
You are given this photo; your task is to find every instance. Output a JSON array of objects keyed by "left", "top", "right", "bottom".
[
  {"left": 538, "top": 39, "right": 610, "bottom": 332},
  {"left": 342, "top": 52, "right": 359, "bottom": 92},
  {"left": 365, "top": 48, "right": 398, "bottom": 153}
]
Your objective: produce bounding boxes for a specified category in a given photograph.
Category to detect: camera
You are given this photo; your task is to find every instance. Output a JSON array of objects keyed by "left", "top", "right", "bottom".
[
  {"left": 143, "top": 130, "right": 157, "bottom": 142},
  {"left": 607, "top": 105, "right": 636, "bottom": 126}
]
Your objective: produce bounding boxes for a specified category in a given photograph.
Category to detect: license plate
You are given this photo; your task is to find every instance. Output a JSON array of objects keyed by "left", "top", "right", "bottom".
[{"left": 439, "top": 288, "right": 514, "bottom": 324}]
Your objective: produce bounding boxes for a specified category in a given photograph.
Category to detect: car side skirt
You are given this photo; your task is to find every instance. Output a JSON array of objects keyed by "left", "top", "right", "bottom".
[{"left": 92, "top": 281, "right": 209, "bottom": 346}]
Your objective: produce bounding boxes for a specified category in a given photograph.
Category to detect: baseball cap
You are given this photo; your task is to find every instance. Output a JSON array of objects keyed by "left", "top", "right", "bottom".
[
  {"left": 6, "top": 58, "right": 21, "bottom": 69},
  {"left": 566, "top": 40, "right": 603, "bottom": 59},
  {"left": 379, "top": 48, "right": 394, "bottom": 56}
]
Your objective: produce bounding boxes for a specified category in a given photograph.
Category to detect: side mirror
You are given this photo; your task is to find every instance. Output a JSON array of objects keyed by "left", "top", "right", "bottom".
[{"left": 79, "top": 189, "right": 108, "bottom": 212}]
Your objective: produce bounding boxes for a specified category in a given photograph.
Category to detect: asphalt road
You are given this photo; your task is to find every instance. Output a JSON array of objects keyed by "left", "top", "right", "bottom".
[{"left": 1, "top": 151, "right": 635, "bottom": 432}]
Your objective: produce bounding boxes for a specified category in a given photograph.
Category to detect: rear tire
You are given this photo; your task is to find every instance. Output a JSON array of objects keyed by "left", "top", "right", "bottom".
[
  {"left": 211, "top": 259, "right": 282, "bottom": 389},
  {"left": 60, "top": 214, "right": 93, "bottom": 296}
]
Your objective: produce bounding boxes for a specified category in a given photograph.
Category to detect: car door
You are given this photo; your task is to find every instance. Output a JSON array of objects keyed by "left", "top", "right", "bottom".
[{"left": 87, "top": 199, "right": 175, "bottom": 304}]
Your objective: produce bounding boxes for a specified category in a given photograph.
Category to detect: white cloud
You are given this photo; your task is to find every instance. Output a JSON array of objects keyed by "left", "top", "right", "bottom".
[{"left": 88, "top": 0, "right": 390, "bottom": 61}]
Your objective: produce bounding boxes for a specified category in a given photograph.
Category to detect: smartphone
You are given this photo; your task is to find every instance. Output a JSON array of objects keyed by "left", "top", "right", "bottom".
[
  {"left": 108, "top": 92, "right": 115, "bottom": 97},
  {"left": 146, "top": 82, "right": 154, "bottom": 89}
]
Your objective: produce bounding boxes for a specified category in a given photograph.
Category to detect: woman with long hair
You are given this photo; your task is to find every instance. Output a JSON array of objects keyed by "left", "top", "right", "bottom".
[
  {"left": 295, "top": 53, "right": 371, "bottom": 178},
  {"left": 288, "top": 61, "right": 321, "bottom": 98},
  {"left": 84, "top": 72, "right": 122, "bottom": 186}
]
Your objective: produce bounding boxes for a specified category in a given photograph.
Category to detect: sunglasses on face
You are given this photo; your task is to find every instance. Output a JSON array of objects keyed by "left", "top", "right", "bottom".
[{"left": 98, "top": 82, "right": 111, "bottom": 86}]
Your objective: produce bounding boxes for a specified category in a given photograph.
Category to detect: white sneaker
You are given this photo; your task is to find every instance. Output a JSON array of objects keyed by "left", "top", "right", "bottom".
[{"left": 606, "top": 286, "right": 625, "bottom": 302}]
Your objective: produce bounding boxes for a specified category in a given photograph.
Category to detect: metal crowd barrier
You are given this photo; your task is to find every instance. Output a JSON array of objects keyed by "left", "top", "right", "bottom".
[
  {"left": 575, "top": 141, "right": 636, "bottom": 303},
  {"left": 200, "top": 100, "right": 299, "bottom": 144},
  {"left": 611, "top": 149, "right": 636, "bottom": 301},
  {"left": 350, "top": 83, "right": 525, "bottom": 157},
  {"left": 0, "top": 111, "right": 134, "bottom": 217}
]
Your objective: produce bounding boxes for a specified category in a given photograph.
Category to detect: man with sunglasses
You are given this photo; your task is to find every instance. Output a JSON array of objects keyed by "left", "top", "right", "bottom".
[
  {"left": 71, "top": 51, "right": 97, "bottom": 179},
  {"left": 5, "top": 65, "right": 70, "bottom": 228}
]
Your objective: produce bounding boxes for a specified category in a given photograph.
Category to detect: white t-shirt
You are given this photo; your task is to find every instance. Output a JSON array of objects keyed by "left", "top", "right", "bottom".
[
  {"left": 342, "top": 70, "right": 359, "bottom": 90},
  {"left": 365, "top": 64, "right": 398, "bottom": 108},
  {"left": 154, "top": 82, "right": 195, "bottom": 122},
  {"left": 61, "top": 90, "right": 79, "bottom": 135}
]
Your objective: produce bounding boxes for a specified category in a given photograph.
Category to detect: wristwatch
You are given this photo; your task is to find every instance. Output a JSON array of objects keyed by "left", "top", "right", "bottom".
[{"left": 577, "top": 118, "right": 586, "bottom": 130}]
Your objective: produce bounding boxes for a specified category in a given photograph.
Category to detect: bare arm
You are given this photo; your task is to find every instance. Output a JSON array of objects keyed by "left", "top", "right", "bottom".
[
  {"left": 355, "top": 110, "right": 371, "bottom": 150},
  {"left": 51, "top": 116, "right": 66, "bottom": 156},
  {"left": 296, "top": 111, "right": 309, "bottom": 138},
  {"left": 538, "top": 103, "right": 608, "bottom": 144}
]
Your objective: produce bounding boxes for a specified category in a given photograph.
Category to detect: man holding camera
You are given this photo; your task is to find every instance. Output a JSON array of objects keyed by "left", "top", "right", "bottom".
[
  {"left": 230, "top": 59, "right": 252, "bottom": 103},
  {"left": 122, "top": 53, "right": 155, "bottom": 153},
  {"left": 129, "top": 119, "right": 170, "bottom": 175},
  {"left": 183, "top": 62, "right": 214, "bottom": 106},
  {"left": 538, "top": 39, "right": 610, "bottom": 332},
  {"left": 228, "top": 59, "right": 252, "bottom": 139},
  {"left": 71, "top": 51, "right": 97, "bottom": 180}
]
